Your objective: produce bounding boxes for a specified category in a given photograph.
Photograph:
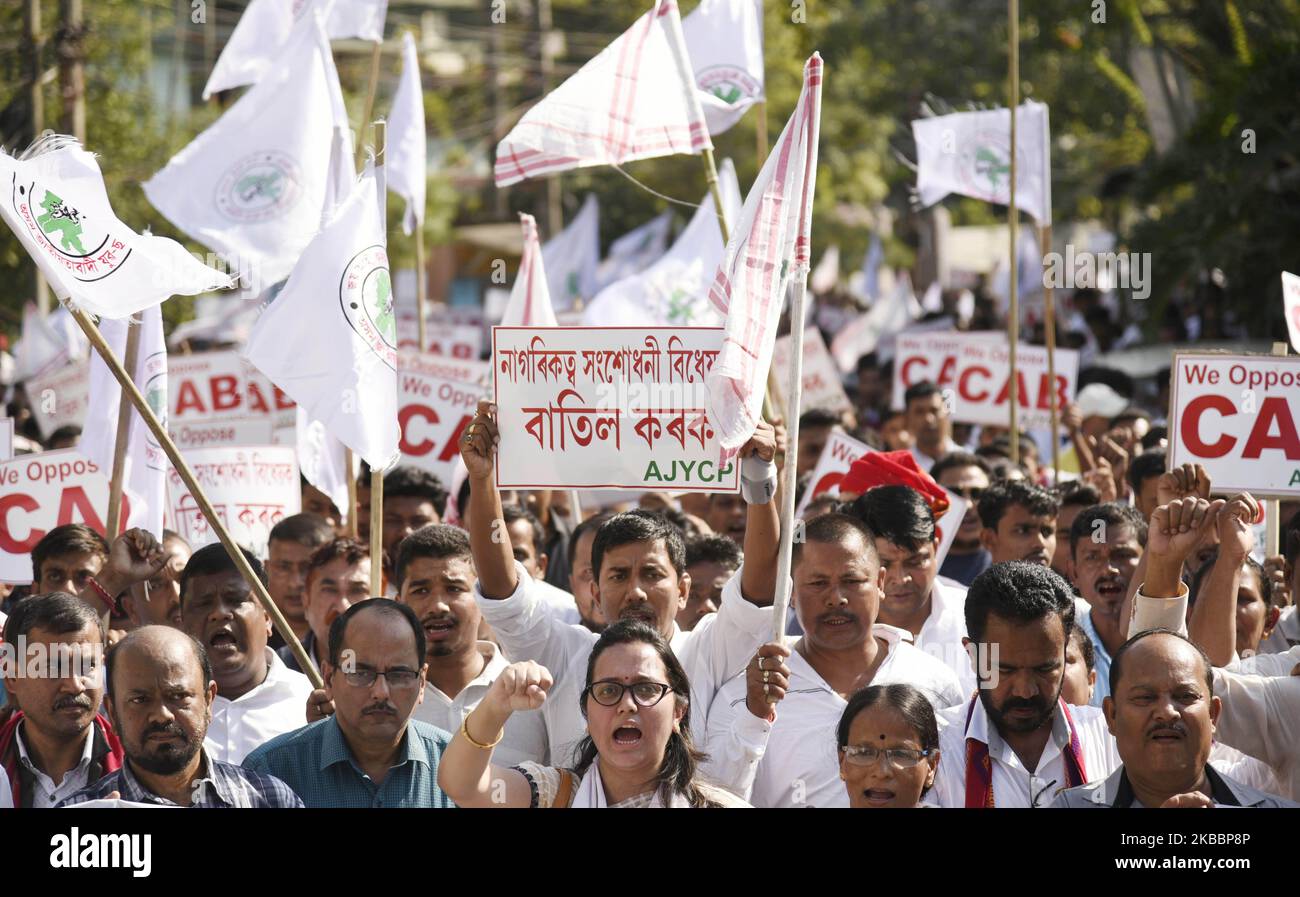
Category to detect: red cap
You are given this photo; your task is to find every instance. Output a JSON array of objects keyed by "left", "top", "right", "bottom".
[{"left": 839, "top": 450, "right": 951, "bottom": 517}]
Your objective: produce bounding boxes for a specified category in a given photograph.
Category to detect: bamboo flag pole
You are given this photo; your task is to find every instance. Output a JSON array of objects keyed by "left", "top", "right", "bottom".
[
  {"left": 105, "top": 322, "right": 141, "bottom": 539},
  {"left": 1267, "top": 341, "right": 1289, "bottom": 556},
  {"left": 345, "top": 450, "right": 359, "bottom": 538},
  {"left": 1007, "top": 0, "right": 1021, "bottom": 465},
  {"left": 1042, "top": 223, "right": 1060, "bottom": 482},
  {"left": 67, "top": 306, "right": 323, "bottom": 688},
  {"left": 371, "top": 119, "right": 388, "bottom": 597},
  {"left": 354, "top": 40, "right": 383, "bottom": 171},
  {"left": 415, "top": 221, "right": 427, "bottom": 351}
]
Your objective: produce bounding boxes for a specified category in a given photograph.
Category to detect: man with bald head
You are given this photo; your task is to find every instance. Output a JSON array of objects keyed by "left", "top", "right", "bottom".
[
  {"left": 1053, "top": 629, "right": 1296, "bottom": 808},
  {"left": 59, "top": 626, "right": 302, "bottom": 807}
]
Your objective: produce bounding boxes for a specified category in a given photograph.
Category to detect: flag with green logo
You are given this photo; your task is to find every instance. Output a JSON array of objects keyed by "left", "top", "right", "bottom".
[
  {"left": 912, "top": 101, "right": 1051, "bottom": 225},
  {"left": 682, "top": 0, "right": 765, "bottom": 136}
]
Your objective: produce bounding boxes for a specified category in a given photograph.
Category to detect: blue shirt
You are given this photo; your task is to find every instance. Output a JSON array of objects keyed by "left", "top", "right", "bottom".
[
  {"left": 243, "top": 717, "right": 456, "bottom": 808},
  {"left": 1075, "top": 601, "right": 1112, "bottom": 707}
]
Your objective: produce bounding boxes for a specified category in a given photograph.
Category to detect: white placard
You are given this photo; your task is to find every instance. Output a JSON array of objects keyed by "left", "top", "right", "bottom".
[
  {"left": 1283, "top": 271, "right": 1300, "bottom": 355},
  {"left": 24, "top": 359, "right": 90, "bottom": 439},
  {"left": 168, "top": 351, "right": 282, "bottom": 449},
  {"left": 165, "top": 445, "right": 301, "bottom": 558},
  {"left": 773, "top": 328, "right": 852, "bottom": 416},
  {"left": 0, "top": 418, "right": 12, "bottom": 461},
  {"left": 1169, "top": 353, "right": 1300, "bottom": 498},
  {"left": 493, "top": 327, "right": 740, "bottom": 492},
  {"left": 398, "top": 367, "right": 482, "bottom": 485},
  {"left": 0, "top": 449, "right": 116, "bottom": 583}
]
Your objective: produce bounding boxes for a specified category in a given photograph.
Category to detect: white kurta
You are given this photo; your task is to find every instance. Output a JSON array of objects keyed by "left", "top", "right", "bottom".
[
  {"left": 412, "top": 640, "right": 550, "bottom": 766},
  {"left": 912, "top": 578, "right": 976, "bottom": 696},
  {"left": 703, "top": 625, "right": 964, "bottom": 807},
  {"left": 931, "top": 697, "right": 1120, "bottom": 808},
  {"left": 476, "top": 561, "right": 774, "bottom": 766},
  {"left": 204, "top": 648, "right": 314, "bottom": 764}
]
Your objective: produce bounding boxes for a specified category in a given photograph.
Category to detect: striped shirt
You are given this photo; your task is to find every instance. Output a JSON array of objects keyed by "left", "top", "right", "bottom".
[
  {"left": 58, "top": 750, "right": 301, "bottom": 808},
  {"left": 243, "top": 717, "right": 456, "bottom": 809}
]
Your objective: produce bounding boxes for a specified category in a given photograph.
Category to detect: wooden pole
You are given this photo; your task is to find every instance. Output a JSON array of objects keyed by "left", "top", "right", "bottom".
[
  {"left": 415, "top": 224, "right": 428, "bottom": 351},
  {"left": 105, "top": 322, "right": 141, "bottom": 539},
  {"left": 25, "top": 0, "right": 50, "bottom": 315},
  {"left": 371, "top": 119, "right": 388, "bottom": 596},
  {"left": 1267, "top": 341, "right": 1288, "bottom": 556},
  {"left": 354, "top": 40, "right": 382, "bottom": 171},
  {"left": 700, "top": 149, "right": 731, "bottom": 244},
  {"left": 1041, "top": 223, "right": 1059, "bottom": 482},
  {"left": 1007, "top": 0, "right": 1020, "bottom": 465},
  {"left": 67, "top": 306, "right": 323, "bottom": 687},
  {"left": 57, "top": 0, "right": 85, "bottom": 142},
  {"left": 345, "top": 448, "right": 359, "bottom": 538}
]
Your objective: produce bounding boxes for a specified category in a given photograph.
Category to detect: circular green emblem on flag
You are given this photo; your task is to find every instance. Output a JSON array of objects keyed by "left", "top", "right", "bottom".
[
  {"left": 339, "top": 244, "right": 397, "bottom": 370},
  {"left": 216, "top": 151, "right": 303, "bottom": 223},
  {"left": 10, "top": 177, "right": 130, "bottom": 282},
  {"left": 956, "top": 132, "right": 1020, "bottom": 201},
  {"left": 697, "top": 65, "right": 761, "bottom": 107}
]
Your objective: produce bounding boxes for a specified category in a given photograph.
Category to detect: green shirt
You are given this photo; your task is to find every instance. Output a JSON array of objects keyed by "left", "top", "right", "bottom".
[{"left": 243, "top": 717, "right": 456, "bottom": 808}]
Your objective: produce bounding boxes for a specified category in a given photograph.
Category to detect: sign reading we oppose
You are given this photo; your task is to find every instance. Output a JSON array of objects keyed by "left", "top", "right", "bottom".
[{"left": 1170, "top": 353, "right": 1300, "bottom": 498}]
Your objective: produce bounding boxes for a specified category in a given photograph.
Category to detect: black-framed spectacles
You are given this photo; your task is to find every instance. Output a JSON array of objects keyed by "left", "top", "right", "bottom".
[
  {"left": 340, "top": 668, "right": 421, "bottom": 689},
  {"left": 584, "top": 680, "right": 674, "bottom": 707},
  {"left": 950, "top": 486, "right": 985, "bottom": 501},
  {"left": 841, "top": 745, "right": 933, "bottom": 769}
]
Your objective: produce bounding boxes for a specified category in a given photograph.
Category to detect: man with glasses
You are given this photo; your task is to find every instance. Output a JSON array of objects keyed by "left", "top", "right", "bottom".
[
  {"left": 931, "top": 452, "right": 992, "bottom": 587},
  {"left": 244, "top": 599, "right": 455, "bottom": 807},
  {"left": 704, "top": 513, "right": 963, "bottom": 807}
]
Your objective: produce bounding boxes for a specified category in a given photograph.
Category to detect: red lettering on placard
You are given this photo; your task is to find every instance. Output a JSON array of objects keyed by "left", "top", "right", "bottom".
[
  {"left": 440, "top": 415, "right": 473, "bottom": 463},
  {"left": 1241, "top": 397, "right": 1300, "bottom": 460},
  {"left": 174, "top": 380, "right": 205, "bottom": 415},
  {"left": 958, "top": 365, "right": 991, "bottom": 402},
  {"left": 399, "top": 404, "right": 437, "bottom": 455},
  {"left": 211, "top": 375, "right": 241, "bottom": 412},
  {"left": 1180, "top": 395, "right": 1237, "bottom": 458},
  {"left": 0, "top": 492, "right": 41, "bottom": 553}
]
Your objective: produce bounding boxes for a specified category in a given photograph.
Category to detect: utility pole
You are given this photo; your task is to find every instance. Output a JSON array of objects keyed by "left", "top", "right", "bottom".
[
  {"left": 26, "top": 0, "right": 51, "bottom": 314},
  {"left": 490, "top": 19, "right": 508, "bottom": 218},
  {"left": 57, "top": 0, "right": 86, "bottom": 142}
]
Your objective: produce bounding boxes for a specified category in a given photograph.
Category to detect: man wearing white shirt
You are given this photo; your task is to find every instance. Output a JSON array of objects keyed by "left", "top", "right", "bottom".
[
  {"left": 395, "top": 524, "right": 548, "bottom": 766},
  {"left": 931, "top": 562, "right": 1121, "bottom": 807},
  {"left": 459, "top": 400, "right": 780, "bottom": 766},
  {"left": 179, "top": 544, "right": 313, "bottom": 764},
  {"left": 903, "top": 382, "right": 959, "bottom": 472},
  {"left": 1125, "top": 494, "right": 1300, "bottom": 800},
  {"left": 850, "top": 485, "right": 975, "bottom": 694},
  {"left": 503, "top": 503, "right": 581, "bottom": 626},
  {"left": 705, "top": 513, "right": 963, "bottom": 807}
]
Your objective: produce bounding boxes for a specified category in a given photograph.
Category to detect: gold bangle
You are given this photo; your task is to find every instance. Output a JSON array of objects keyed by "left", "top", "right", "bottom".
[{"left": 460, "top": 714, "right": 504, "bottom": 750}]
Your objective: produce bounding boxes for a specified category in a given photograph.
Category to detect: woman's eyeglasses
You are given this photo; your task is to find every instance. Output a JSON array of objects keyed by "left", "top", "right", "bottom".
[
  {"left": 584, "top": 680, "right": 674, "bottom": 707},
  {"left": 841, "top": 745, "right": 933, "bottom": 769}
]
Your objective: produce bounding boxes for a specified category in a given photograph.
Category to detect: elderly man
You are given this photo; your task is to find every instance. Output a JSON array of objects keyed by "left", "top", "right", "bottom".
[
  {"left": 0, "top": 594, "right": 124, "bottom": 807},
  {"left": 931, "top": 562, "right": 1121, "bottom": 807},
  {"left": 282, "top": 538, "right": 372, "bottom": 676},
  {"left": 179, "top": 544, "right": 313, "bottom": 763},
  {"left": 461, "top": 399, "right": 779, "bottom": 766},
  {"left": 705, "top": 513, "right": 963, "bottom": 807},
  {"left": 978, "top": 480, "right": 1059, "bottom": 567},
  {"left": 59, "top": 626, "right": 301, "bottom": 807},
  {"left": 1053, "top": 629, "right": 1295, "bottom": 808},
  {"left": 244, "top": 599, "right": 455, "bottom": 807},
  {"left": 849, "top": 485, "right": 973, "bottom": 692}
]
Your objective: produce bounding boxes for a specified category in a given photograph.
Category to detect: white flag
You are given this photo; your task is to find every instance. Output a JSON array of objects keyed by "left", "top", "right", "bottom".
[
  {"left": 582, "top": 159, "right": 740, "bottom": 327},
  {"left": 146, "top": 11, "right": 354, "bottom": 290},
  {"left": 203, "top": 0, "right": 389, "bottom": 99},
  {"left": 500, "top": 214, "right": 557, "bottom": 327},
  {"left": 14, "top": 301, "right": 73, "bottom": 380},
  {"left": 594, "top": 210, "right": 672, "bottom": 291},
  {"left": 830, "top": 272, "right": 920, "bottom": 373},
  {"left": 388, "top": 32, "right": 426, "bottom": 236},
  {"left": 81, "top": 304, "right": 169, "bottom": 537},
  {"left": 494, "top": 0, "right": 711, "bottom": 186},
  {"left": 541, "top": 194, "right": 600, "bottom": 312},
  {"left": 0, "top": 138, "right": 233, "bottom": 321},
  {"left": 809, "top": 245, "right": 840, "bottom": 295},
  {"left": 912, "top": 100, "right": 1051, "bottom": 225},
  {"left": 682, "top": 0, "right": 765, "bottom": 136},
  {"left": 296, "top": 407, "right": 352, "bottom": 525},
  {"left": 860, "top": 233, "right": 883, "bottom": 300},
  {"left": 1284, "top": 272, "right": 1300, "bottom": 354},
  {"left": 706, "top": 53, "right": 823, "bottom": 453},
  {"left": 244, "top": 165, "right": 399, "bottom": 470}
]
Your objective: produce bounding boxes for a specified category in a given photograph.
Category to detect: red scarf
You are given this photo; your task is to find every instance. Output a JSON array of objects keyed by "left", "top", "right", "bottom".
[
  {"left": 963, "top": 695, "right": 1087, "bottom": 808},
  {"left": 0, "top": 710, "right": 124, "bottom": 808}
]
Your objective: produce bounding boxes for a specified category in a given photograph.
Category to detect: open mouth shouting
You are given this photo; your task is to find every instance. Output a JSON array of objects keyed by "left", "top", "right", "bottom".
[
  {"left": 207, "top": 626, "right": 241, "bottom": 656},
  {"left": 860, "top": 788, "right": 897, "bottom": 806},
  {"left": 1092, "top": 576, "right": 1127, "bottom": 614},
  {"left": 610, "top": 722, "right": 644, "bottom": 749},
  {"left": 422, "top": 614, "right": 457, "bottom": 642}
]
